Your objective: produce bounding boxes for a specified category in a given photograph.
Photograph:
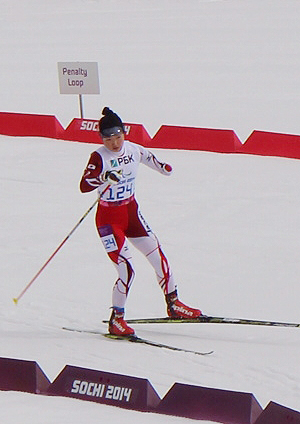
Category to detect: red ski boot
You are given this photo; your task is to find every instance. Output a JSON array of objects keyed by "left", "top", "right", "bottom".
[
  {"left": 109, "top": 308, "right": 135, "bottom": 336},
  {"left": 166, "top": 290, "right": 202, "bottom": 319}
]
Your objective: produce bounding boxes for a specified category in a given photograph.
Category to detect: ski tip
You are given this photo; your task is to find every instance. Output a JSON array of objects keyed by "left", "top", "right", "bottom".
[
  {"left": 201, "top": 350, "right": 214, "bottom": 356},
  {"left": 12, "top": 298, "right": 18, "bottom": 305}
]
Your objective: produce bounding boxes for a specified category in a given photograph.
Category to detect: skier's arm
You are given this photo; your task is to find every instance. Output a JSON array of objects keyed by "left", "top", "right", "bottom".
[
  {"left": 80, "top": 151, "right": 124, "bottom": 193},
  {"left": 79, "top": 151, "right": 104, "bottom": 192},
  {"left": 139, "top": 145, "right": 172, "bottom": 176}
]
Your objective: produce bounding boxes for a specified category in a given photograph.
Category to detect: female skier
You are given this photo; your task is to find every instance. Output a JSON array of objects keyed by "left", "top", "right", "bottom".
[{"left": 80, "top": 107, "right": 202, "bottom": 336}]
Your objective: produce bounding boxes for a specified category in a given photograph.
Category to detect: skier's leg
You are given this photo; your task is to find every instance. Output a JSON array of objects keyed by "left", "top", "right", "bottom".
[
  {"left": 98, "top": 223, "right": 135, "bottom": 307},
  {"left": 129, "top": 233, "right": 176, "bottom": 295},
  {"left": 130, "top": 234, "right": 202, "bottom": 317},
  {"left": 97, "top": 224, "right": 135, "bottom": 334},
  {"left": 111, "top": 238, "right": 135, "bottom": 309}
]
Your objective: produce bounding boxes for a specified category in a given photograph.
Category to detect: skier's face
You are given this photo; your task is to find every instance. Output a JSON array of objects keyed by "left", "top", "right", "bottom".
[{"left": 102, "top": 132, "right": 125, "bottom": 152}]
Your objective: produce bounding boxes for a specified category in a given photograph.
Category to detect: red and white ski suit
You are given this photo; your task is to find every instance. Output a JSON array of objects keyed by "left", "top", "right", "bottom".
[{"left": 80, "top": 141, "right": 176, "bottom": 309}]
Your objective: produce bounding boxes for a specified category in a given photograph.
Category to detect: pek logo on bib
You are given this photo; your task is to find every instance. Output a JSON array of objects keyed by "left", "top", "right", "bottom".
[{"left": 110, "top": 155, "right": 134, "bottom": 168}]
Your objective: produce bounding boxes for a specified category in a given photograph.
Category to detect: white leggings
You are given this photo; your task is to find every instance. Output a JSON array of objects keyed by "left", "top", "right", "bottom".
[{"left": 111, "top": 233, "right": 176, "bottom": 308}]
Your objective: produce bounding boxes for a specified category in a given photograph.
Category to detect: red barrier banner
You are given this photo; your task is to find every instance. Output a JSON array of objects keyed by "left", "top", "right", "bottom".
[
  {"left": 0, "top": 112, "right": 64, "bottom": 139},
  {"left": 238, "top": 130, "right": 300, "bottom": 159},
  {"left": 63, "top": 118, "right": 100, "bottom": 143},
  {"left": 3, "top": 111, "right": 300, "bottom": 161},
  {"left": 63, "top": 118, "right": 151, "bottom": 145},
  {"left": 150, "top": 125, "right": 242, "bottom": 152}
]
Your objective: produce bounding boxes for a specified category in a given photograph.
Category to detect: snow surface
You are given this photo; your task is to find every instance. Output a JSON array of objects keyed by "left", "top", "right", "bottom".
[{"left": 1, "top": 0, "right": 300, "bottom": 423}]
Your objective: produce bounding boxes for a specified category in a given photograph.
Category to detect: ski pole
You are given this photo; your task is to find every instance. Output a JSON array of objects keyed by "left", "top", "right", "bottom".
[{"left": 13, "top": 188, "right": 109, "bottom": 305}]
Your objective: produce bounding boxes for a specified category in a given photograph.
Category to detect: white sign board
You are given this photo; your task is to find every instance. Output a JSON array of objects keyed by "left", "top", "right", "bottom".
[{"left": 57, "top": 62, "right": 100, "bottom": 94}]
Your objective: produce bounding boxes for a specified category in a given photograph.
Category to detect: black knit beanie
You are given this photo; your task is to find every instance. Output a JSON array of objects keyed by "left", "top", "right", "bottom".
[{"left": 99, "top": 107, "right": 124, "bottom": 137}]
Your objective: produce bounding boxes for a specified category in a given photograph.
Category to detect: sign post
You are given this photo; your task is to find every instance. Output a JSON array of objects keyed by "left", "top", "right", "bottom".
[{"left": 57, "top": 62, "right": 100, "bottom": 118}]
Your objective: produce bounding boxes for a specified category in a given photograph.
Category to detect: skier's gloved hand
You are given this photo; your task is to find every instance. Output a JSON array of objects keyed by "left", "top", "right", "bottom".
[
  {"left": 100, "top": 169, "right": 123, "bottom": 185},
  {"left": 162, "top": 163, "right": 172, "bottom": 174}
]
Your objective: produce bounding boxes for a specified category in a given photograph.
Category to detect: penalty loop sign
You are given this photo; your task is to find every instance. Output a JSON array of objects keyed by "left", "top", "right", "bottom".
[{"left": 57, "top": 62, "right": 100, "bottom": 94}]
